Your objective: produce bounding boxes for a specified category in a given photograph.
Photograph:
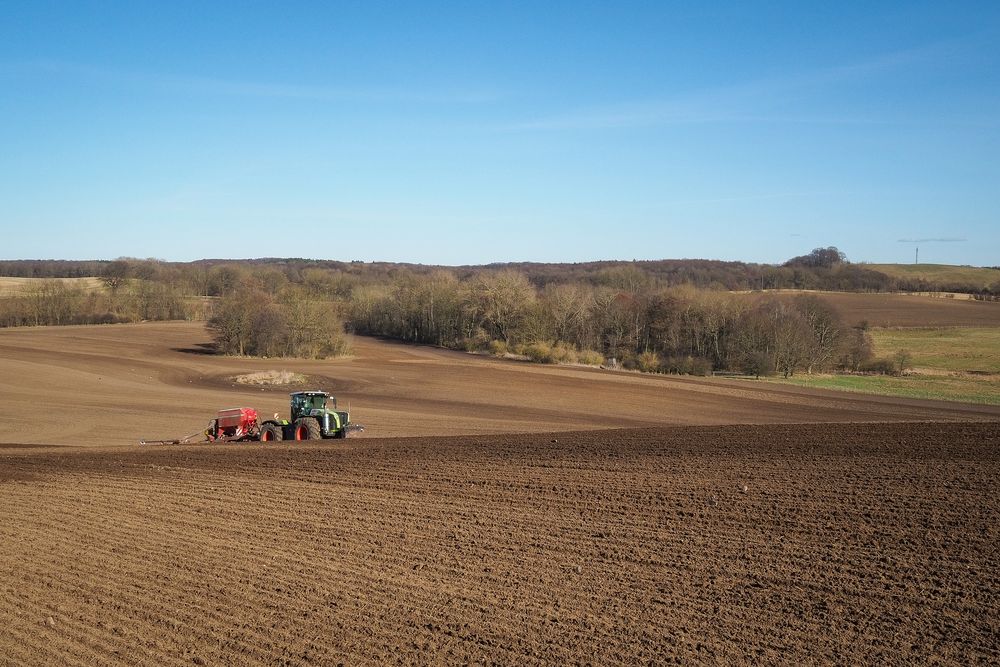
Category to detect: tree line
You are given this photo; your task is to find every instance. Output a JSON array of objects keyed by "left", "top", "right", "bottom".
[
  {"left": 0, "top": 279, "right": 195, "bottom": 327},
  {"left": 0, "top": 251, "right": 934, "bottom": 376},
  {"left": 344, "top": 267, "right": 880, "bottom": 377},
  {"left": 3, "top": 249, "right": 998, "bottom": 295},
  {"left": 208, "top": 283, "right": 350, "bottom": 359}
]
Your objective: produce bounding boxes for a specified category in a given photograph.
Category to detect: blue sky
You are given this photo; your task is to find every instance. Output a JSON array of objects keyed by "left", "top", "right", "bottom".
[{"left": 1, "top": 1, "right": 998, "bottom": 266}]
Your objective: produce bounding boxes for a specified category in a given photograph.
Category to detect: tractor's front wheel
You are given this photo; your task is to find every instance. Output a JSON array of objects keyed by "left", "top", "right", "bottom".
[
  {"left": 260, "top": 423, "right": 283, "bottom": 443},
  {"left": 293, "top": 417, "right": 321, "bottom": 441}
]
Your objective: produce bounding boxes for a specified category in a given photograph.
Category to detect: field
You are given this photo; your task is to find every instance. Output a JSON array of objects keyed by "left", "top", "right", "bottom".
[
  {"left": 0, "top": 276, "right": 105, "bottom": 296},
  {"left": 865, "top": 263, "right": 1000, "bottom": 289},
  {"left": 763, "top": 290, "right": 1000, "bottom": 328},
  {"left": 872, "top": 327, "right": 1000, "bottom": 373},
  {"left": 2, "top": 422, "right": 998, "bottom": 665},
  {"left": 772, "top": 326, "right": 1000, "bottom": 405},
  {"left": 1, "top": 322, "right": 997, "bottom": 447},
  {"left": 773, "top": 373, "right": 1000, "bottom": 405},
  {"left": 1, "top": 321, "right": 999, "bottom": 664},
  {"left": 774, "top": 327, "right": 1000, "bottom": 405}
]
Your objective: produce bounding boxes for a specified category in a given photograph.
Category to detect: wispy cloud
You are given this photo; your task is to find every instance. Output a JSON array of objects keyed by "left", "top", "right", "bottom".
[
  {"left": 500, "top": 40, "right": 969, "bottom": 131},
  {"left": 0, "top": 59, "right": 503, "bottom": 104},
  {"left": 663, "top": 190, "right": 836, "bottom": 206},
  {"left": 897, "top": 237, "right": 967, "bottom": 243}
]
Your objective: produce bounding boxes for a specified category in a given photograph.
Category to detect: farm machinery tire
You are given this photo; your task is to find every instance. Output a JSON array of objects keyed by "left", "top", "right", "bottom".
[
  {"left": 293, "top": 417, "right": 321, "bottom": 441},
  {"left": 260, "top": 423, "right": 283, "bottom": 443}
]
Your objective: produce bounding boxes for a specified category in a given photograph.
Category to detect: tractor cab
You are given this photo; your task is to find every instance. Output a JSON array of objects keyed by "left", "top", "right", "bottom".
[
  {"left": 290, "top": 391, "right": 336, "bottom": 421},
  {"left": 289, "top": 390, "right": 352, "bottom": 438}
]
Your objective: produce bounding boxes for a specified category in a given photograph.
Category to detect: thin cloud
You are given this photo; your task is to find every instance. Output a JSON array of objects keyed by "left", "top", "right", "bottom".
[
  {"left": 897, "top": 237, "right": 967, "bottom": 243},
  {"left": 500, "top": 40, "right": 969, "bottom": 131}
]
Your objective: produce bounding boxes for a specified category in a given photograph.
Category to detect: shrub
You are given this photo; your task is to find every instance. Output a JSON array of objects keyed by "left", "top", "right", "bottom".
[
  {"left": 488, "top": 339, "right": 508, "bottom": 357},
  {"left": 894, "top": 349, "right": 913, "bottom": 374},
  {"left": 637, "top": 351, "right": 661, "bottom": 373},
  {"left": 550, "top": 342, "right": 578, "bottom": 364},
  {"left": 521, "top": 340, "right": 581, "bottom": 364},
  {"left": 661, "top": 355, "right": 687, "bottom": 374},
  {"left": 458, "top": 327, "right": 492, "bottom": 352},
  {"left": 577, "top": 349, "right": 604, "bottom": 366},
  {"left": 524, "top": 341, "right": 556, "bottom": 363},
  {"left": 661, "top": 355, "right": 713, "bottom": 376},
  {"left": 861, "top": 358, "right": 897, "bottom": 375},
  {"left": 689, "top": 357, "right": 714, "bottom": 376},
  {"left": 740, "top": 350, "right": 775, "bottom": 378}
]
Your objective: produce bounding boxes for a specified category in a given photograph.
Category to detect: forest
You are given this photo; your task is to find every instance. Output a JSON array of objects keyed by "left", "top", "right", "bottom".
[{"left": 1, "top": 249, "right": 931, "bottom": 377}]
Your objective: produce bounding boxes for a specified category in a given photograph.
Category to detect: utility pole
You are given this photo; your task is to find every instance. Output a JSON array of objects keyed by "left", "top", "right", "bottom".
[{"left": 915, "top": 247, "right": 919, "bottom": 264}]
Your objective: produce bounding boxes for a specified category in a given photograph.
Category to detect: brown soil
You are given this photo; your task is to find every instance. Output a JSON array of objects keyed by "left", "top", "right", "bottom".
[
  {"left": 763, "top": 290, "right": 1000, "bottom": 328},
  {"left": 1, "top": 422, "right": 997, "bottom": 665},
  {"left": 1, "top": 322, "right": 997, "bottom": 448}
]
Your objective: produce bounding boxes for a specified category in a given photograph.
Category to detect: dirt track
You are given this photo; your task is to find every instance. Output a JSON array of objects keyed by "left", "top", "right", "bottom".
[
  {"left": 1, "top": 322, "right": 997, "bottom": 447},
  {"left": 1, "top": 422, "right": 998, "bottom": 665}
]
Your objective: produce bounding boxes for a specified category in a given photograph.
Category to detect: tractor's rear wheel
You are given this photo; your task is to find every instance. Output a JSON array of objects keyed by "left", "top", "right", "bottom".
[
  {"left": 293, "top": 417, "right": 321, "bottom": 441},
  {"left": 260, "top": 423, "right": 283, "bottom": 443}
]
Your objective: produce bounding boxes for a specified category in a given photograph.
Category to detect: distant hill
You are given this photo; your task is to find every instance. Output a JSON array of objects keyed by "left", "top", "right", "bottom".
[
  {"left": 863, "top": 264, "right": 1000, "bottom": 291},
  {"left": 1, "top": 257, "right": 998, "bottom": 296}
]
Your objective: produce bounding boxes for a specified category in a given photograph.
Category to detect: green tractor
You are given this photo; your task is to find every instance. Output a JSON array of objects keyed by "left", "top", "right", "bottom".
[{"left": 259, "top": 391, "right": 362, "bottom": 442}]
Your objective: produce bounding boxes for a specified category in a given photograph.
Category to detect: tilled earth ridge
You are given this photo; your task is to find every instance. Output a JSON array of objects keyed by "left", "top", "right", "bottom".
[{"left": 1, "top": 421, "right": 998, "bottom": 665}]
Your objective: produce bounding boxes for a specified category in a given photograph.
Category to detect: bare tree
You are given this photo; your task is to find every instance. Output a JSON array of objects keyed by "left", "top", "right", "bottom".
[
  {"left": 540, "top": 282, "right": 592, "bottom": 344},
  {"left": 208, "top": 288, "right": 267, "bottom": 355},
  {"left": 101, "top": 260, "right": 131, "bottom": 293},
  {"left": 472, "top": 270, "right": 535, "bottom": 344},
  {"left": 841, "top": 327, "right": 874, "bottom": 372},
  {"left": 794, "top": 295, "right": 844, "bottom": 373},
  {"left": 733, "top": 299, "right": 814, "bottom": 378}
]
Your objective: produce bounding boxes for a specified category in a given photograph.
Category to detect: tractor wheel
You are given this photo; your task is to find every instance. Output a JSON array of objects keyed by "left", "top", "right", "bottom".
[
  {"left": 260, "top": 423, "right": 283, "bottom": 443},
  {"left": 293, "top": 417, "right": 321, "bottom": 441}
]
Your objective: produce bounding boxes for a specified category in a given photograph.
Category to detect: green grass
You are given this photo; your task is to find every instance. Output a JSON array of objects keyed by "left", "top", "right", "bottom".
[
  {"left": 768, "top": 325, "right": 1000, "bottom": 404},
  {"left": 771, "top": 373, "right": 1000, "bottom": 405},
  {"left": 871, "top": 327, "right": 1000, "bottom": 373},
  {"left": 864, "top": 263, "right": 1000, "bottom": 289}
]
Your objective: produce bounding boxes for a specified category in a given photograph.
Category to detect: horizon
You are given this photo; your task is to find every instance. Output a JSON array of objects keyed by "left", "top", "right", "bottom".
[
  {"left": 2, "top": 253, "right": 997, "bottom": 271},
  {"left": 2, "top": 3, "right": 998, "bottom": 266}
]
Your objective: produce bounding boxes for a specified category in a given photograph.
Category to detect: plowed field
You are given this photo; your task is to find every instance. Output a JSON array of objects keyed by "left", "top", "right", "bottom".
[
  {"left": 765, "top": 290, "right": 1000, "bottom": 328},
  {"left": 2, "top": 322, "right": 998, "bottom": 663},
  {"left": 2, "top": 422, "right": 998, "bottom": 665}
]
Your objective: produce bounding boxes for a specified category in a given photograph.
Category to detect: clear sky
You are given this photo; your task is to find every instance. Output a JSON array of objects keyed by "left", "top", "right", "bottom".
[{"left": 1, "top": 1, "right": 998, "bottom": 266}]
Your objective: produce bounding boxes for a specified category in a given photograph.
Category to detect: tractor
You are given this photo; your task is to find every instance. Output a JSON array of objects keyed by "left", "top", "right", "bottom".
[
  {"left": 259, "top": 391, "right": 359, "bottom": 442},
  {"left": 139, "top": 390, "right": 362, "bottom": 446}
]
